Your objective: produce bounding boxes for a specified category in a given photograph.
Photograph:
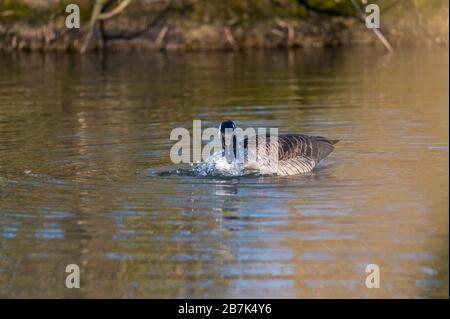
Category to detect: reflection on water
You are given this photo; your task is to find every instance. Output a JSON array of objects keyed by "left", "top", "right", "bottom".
[{"left": 0, "top": 48, "right": 448, "bottom": 298}]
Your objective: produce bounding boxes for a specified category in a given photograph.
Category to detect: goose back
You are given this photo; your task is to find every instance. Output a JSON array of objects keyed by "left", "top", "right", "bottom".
[
  {"left": 279, "top": 135, "right": 338, "bottom": 162},
  {"left": 243, "top": 134, "right": 339, "bottom": 175}
]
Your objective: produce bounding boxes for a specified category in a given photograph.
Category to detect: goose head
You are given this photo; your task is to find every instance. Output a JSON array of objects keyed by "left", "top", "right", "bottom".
[{"left": 219, "top": 120, "right": 237, "bottom": 164}]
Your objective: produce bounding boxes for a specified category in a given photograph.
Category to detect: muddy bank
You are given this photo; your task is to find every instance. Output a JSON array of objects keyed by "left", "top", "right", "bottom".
[{"left": 0, "top": 0, "right": 448, "bottom": 52}]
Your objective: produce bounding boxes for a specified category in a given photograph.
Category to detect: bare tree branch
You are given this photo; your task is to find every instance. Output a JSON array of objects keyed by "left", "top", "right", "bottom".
[
  {"left": 98, "top": 0, "right": 132, "bottom": 20},
  {"left": 102, "top": 0, "right": 173, "bottom": 40},
  {"left": 81, "top": 0, "right": 135, "bottom": 53},
  {"left": 81, "top": 0, "right": 107, "bottom": 53}
]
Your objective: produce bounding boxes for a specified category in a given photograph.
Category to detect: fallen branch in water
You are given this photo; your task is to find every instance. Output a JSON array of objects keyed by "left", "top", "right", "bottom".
[
  {"left": 155, "top": 25, "right": 169, "bottom": 48},
  {"left": 81, "top": 0, "right": 133, "bottom": 53},
  {"left": 350, "top": 0, "right": 393, "bottom": 53},
  {"left": 224, "top": 27, "right": 238, "bottom": 50}
]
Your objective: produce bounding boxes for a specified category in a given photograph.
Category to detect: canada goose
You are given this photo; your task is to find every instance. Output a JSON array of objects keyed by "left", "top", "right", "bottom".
[{"left": 218, "top": 120, "right": 339, "bottom": 176}]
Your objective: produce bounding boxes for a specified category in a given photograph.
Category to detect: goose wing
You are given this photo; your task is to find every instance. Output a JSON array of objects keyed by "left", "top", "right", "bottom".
[
  {"left": 277, "top": 134, "right": 339, "bottom": 163},
  {"left": 243, "top": 134, "right": 338, "bottom": 163},
  {"left": 242, "top": 133, "right": 338, "bottom": 175}
]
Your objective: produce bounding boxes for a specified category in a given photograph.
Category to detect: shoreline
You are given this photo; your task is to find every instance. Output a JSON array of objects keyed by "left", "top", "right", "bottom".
[{"left": 0, "top": 1, "right": 448, "bottom": 52}]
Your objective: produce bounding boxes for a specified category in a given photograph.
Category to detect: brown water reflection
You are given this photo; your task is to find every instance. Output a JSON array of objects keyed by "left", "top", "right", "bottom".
[{"left": 0, "top": 48, "right": 448, "bottom": 298}]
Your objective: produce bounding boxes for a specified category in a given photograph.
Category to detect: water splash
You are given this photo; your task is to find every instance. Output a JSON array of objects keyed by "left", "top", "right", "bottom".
[
  {"left": 148, "top": 151, "right": 262, "bottom": 178},
  {"left": 193, "top": 151, "right": 247, "bottom": 177}
]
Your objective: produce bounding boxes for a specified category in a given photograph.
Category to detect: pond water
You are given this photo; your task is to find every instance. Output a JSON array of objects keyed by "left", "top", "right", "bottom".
[{"left": 0, "top": 48, "right": 448, "bottom": 298}]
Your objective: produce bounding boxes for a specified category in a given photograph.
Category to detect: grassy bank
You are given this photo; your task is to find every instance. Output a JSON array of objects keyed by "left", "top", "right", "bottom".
[{"left": 0, "top": 0, "right": 448, "bottom": 52}]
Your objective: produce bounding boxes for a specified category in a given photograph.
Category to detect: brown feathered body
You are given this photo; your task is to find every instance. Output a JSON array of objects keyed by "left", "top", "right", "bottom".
[{"left": 243, "top": 134, "right": 339, "bottom": 176}]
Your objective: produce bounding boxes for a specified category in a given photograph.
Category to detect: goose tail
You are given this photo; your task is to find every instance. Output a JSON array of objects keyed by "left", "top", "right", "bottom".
[
  {"left": 329, "top": 139, "right": 340, "bottom": 145},
  {"left": 314, "top": 137, "right": 339, "bottom": 161}
]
